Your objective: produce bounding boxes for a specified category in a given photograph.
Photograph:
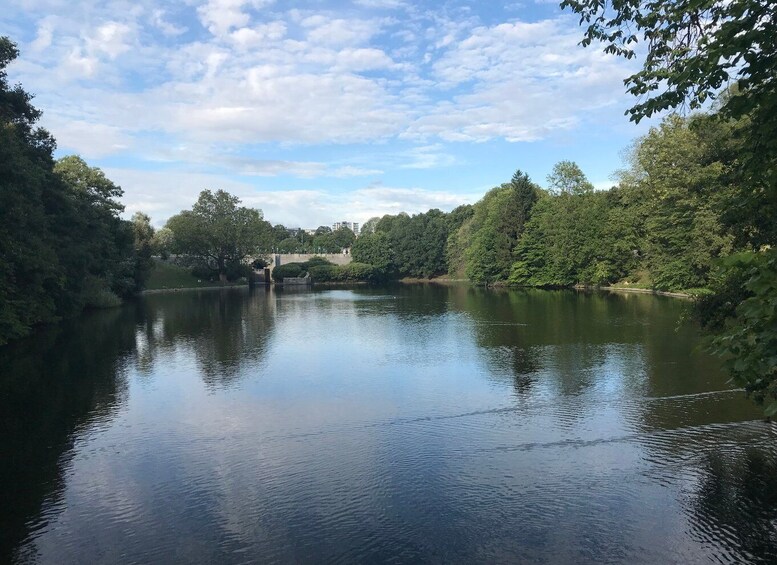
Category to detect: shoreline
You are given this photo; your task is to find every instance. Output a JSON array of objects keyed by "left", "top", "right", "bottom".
[
  {"left": 139, "top": 281, "right": 693, "bottom": 300},
  {"left": 141, "top": 284, "right": 249, "bottom": 295},
  {"left": 595, "top": 286, "right": 692, "bottom": 299}
]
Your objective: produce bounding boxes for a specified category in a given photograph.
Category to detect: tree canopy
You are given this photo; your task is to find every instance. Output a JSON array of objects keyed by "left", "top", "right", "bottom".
[
  {"left": 166, "top": 189, "right": 270, "bottom": 281},
  {"left": 0, "top": 37, "right": 152, "bottom": 344}
]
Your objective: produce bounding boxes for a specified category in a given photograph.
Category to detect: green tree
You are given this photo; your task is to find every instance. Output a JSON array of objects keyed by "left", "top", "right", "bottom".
[
  {"left": 0, "top": 37, "right": 63, "bottom": 343},
  {"left": 152, "top": 227, "right": 174, "bottom": 259},
  {"left": 361, "top": 217, "right": 381, "bottom": 235},
  {"left": 131, "top": 212, "right": 155, "bottom": 290},
  {"left": 622, "top": 115, "right": 733, "bottom": 290},
  {"left": 464, "top": 171, "right": 539, "bottom": 284},
  {"left": 547, "top": 160, "right": 594, "bottom": 195},
  {"left": 559, "top": 1, "right": 777, "bottom": 411},
  {"left": 53, "top": 155, "right": 137, "bottom": 301},
  {"left": 331, "top": 227, "right": 356, "bottom": 250},
  {"left": 166, "top": 189, "right": 269, "bottom": 282},
  {"left": 351, "top": 232, "right": 394, "bottom": 274}
]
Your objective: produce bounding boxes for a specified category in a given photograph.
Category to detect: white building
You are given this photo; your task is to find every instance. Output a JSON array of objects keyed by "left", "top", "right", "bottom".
[{"left": 332, "top": 221, "right": 360, "bottom": 236}]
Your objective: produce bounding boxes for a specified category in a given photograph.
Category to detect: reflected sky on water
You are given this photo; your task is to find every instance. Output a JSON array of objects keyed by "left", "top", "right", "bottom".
[{"left": 1, "top": 286, "right": 775, "bottom": 564}]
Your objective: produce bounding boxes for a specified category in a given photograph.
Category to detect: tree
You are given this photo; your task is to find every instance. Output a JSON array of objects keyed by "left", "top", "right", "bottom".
[
  {"left": 463, "top": 171, "right": 540, "bottom": 284},
  {"left": 54, "top": 155, "right": 136, "bottom": 302},
  {"left": 331, "top": 227, "right": 356, "bottom": 250},
  {"left": 0, "top": 37, "right": 62, "bottom": 343},
  {"left": 351, "top": 232, "right": 394, "bottom": 274},
  {"left": 559, "top": 2, "right": 777, "bottom": 411},
  {"left": 152, "top": 227, "right": 174, "bottom": 259},
  {"left": 166, "top": 189, "right": 269, "bottom": 282},
  {"left": 361, "top": 217, "right": 381, "bottom": 235},
  {"left": 623, "top": 115, "right": 733, "bottom": 290},
  {"left": 132, "top": 212, "right": 155, "bottom": 289},
  {"left": 559, "top": 0, "right": 775, "bottom": 121},
  {"left": 314, "top": 225, "right": 332, "bottom": 236},
  {"left": 547, "top": 160, "right": 594, "bottom": 195}
]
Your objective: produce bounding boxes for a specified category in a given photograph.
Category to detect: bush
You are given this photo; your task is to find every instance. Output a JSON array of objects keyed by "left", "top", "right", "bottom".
[
  {"left": 308, "top": 262, "right": 378, "bottom": 283},
  {"left": 340, "top": 262, "right": 378, "bottom": 282},
  {"left": 81, "top": 277, "right": 122, "bottom": 309},
  {"left": 272, "top": 262, "right": 306, "bottom": 282},
  {"left": 304, "top": 256, "right": 334, "bottom": 268},
  {"left": 308, "top": 264, "right": 337, "bottom": 281}
]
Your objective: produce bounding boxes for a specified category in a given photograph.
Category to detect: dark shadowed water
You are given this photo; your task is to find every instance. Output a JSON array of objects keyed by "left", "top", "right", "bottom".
[{"left": 2, "top": 285, "right": 776, "bottom": 564}]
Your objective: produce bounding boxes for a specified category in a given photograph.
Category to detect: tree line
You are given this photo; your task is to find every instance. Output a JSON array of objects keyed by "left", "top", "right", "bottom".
[{"left": 1, "top": 38, "right": 155, "bottom": 345}]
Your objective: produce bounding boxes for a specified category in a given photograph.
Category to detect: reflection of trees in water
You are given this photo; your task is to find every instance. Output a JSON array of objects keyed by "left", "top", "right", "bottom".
[
  {"left": 140, "top": 288, "right": 276, "bottom": 388},
  {"left": 687, "top": 442, "right": 777, "bottom": 563},
  {"left": 445, "top": 286, "right": 723, "bottom": 400},
  {"left": 0, "top": 289, "right": 278, "bottom": 560},
  {"left": 0, "top": 306, "right": 138, "bottom": 563}
]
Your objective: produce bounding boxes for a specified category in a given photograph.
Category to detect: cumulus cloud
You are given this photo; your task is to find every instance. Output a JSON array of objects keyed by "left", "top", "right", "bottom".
[
  {"left": 106, "top": 167, "right": 473, "bottom": 228},
  {"left": 2, "top": 0, "right": 649, "bottom": 221}
]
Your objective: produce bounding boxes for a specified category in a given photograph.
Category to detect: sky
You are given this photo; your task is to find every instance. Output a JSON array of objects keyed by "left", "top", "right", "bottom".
[{"left": 3, "top": 0, "right": 659, "bottom": 228}]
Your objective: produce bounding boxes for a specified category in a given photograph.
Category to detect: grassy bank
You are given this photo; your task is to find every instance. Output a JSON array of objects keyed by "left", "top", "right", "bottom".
[{"left": 145, "top": 260, "right": 245, "bottom": 291}]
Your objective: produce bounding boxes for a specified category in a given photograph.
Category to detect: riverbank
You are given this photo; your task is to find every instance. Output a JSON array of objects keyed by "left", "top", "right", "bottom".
[
  {"left": 144, "top": 260, "right": 248, "bottom": 292},
  {"left": 399, "top": 276, "right": 468, "bottom": 284},
  {"left": 596, "top": 286, "right": 693, "bottom": 299}
]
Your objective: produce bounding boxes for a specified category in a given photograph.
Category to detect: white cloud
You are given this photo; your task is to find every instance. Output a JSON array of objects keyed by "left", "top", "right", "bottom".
[
  {"left": 229, "top": 22, "right": 287, "bottom": 48},
  {"left": 105, "top": 167, "right": 477, "bottom": 228},
  {"left": 151, "top": 9, "right": 187, "bottom": 36},
  {"left": 87, "top": 22, "right": 133, "bottom": 59},
  {"left": 3, "top": 1, "right": 653, "bottom": 222},
  {"left": 197, "top": 0, "right": 271, "bottom": 37},
  {"left": 301, "top": 16, "right": 380, "bottom": 46},
  {"left": 330, "top": 166, "right": 383, "bottom": 178},
  {"left": 46, "top": 117, "right": 133, "bottom": 158},
  {"left": 400, "top": 144, "right": 456, "bottom": 169},
  {"left": 405, "top": 18, "right": 634, "bottom": 142},
  {"left": 30, "top": 17, "right": 56, "bottom": 51}
]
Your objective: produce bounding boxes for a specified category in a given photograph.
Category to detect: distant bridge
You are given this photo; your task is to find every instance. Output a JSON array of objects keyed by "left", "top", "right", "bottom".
[{"left": 267, "top": 253, "right": 352, "bottom": 274}]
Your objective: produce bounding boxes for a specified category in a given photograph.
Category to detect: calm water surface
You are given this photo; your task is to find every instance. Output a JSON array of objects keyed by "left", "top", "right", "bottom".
[{"left": 1, "top": 286, "right": 776, "bottom": 564}]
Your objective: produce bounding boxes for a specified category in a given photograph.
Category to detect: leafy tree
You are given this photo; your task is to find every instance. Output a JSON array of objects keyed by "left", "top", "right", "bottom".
[
  {"left": 53, "top": 155, "right": 138, "bottom": 301},
  {"left": 351, "top": 232, "right": 394, "bottom": 274},
  {"left": 267, "top": 224, "right": 291, "bottom": 251},
  {"left": 131, "top": 212, "right": 155, "bottom": 290},
  {"left": 623, "top": 115, "right": 733, "bottom": 290},
  {"left": 277, "top": 237, "right": 303, "bottom": 253},
  {"left": 314, "top": 225, "right": 332, "bottom": 236},
  {"left": 547, "top": 160, "right": 594, "bottom": 195},
  {"left": 166, "top": 189, "right": 269, "bottom": 282},
  {"left": 560, "top": 1, "right": 777, "bottom": 411},
  {"left": 332, "top": 227, "right": 356, "bottom": 250},
  {"left": 0, "top": 36, "right": 152, "bottom": 343},
  {"left": 510, "top": 187, "right": 638, "bottom": 287},
  {"left": 464, "top": 171, "right": 539, "bottom": 284},
  {"left": 0, "top": 37, "right": 62, "bottom": 342},
  {"left": 560, "top": 0, "right": 776, "bottom": 149},
  {"left": 700, "top": 252, "right": 777, "bottom": 415},
  {"left": 152, "top": 227, "right": 174, "bottom": 259},
  {"left": 361, "top": 217, "right": 381, "bottom": 235}
]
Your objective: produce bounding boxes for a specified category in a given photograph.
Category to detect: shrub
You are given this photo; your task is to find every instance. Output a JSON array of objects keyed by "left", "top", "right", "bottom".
[
  {"left": 304, "top": 256, "right": 334, "bottom": 268},
  {"left": 81, "top": 277, "right": 122, "bottom": 309},
  {"left": 272, "top": 262, "right": 306, "bottom": 282},
  {"left": 308, "top": 264, "right": 337, "bottom": 281}
]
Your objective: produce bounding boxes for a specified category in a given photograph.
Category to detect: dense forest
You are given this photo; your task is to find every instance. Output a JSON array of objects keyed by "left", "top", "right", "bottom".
[
  {"left": 0, "top": 38, "right": 154, "bottom": 346},
  {"left": 352, "top": 110, "right": 773, "bottom": 293}
]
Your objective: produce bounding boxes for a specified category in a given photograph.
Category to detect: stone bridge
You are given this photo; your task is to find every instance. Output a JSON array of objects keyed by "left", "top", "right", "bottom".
[{"left": 267, "top": 253, "right": 352, "bottom": 274}]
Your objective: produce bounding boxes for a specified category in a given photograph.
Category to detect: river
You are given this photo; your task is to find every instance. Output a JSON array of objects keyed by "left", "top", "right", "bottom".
[{"left": 1, "top": 285, "right": 775, "bottom": 563}]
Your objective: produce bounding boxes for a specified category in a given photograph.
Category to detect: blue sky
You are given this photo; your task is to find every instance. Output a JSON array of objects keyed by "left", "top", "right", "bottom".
[{"left": 4, "top": 0, "right": 658, "bottom": 228}]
